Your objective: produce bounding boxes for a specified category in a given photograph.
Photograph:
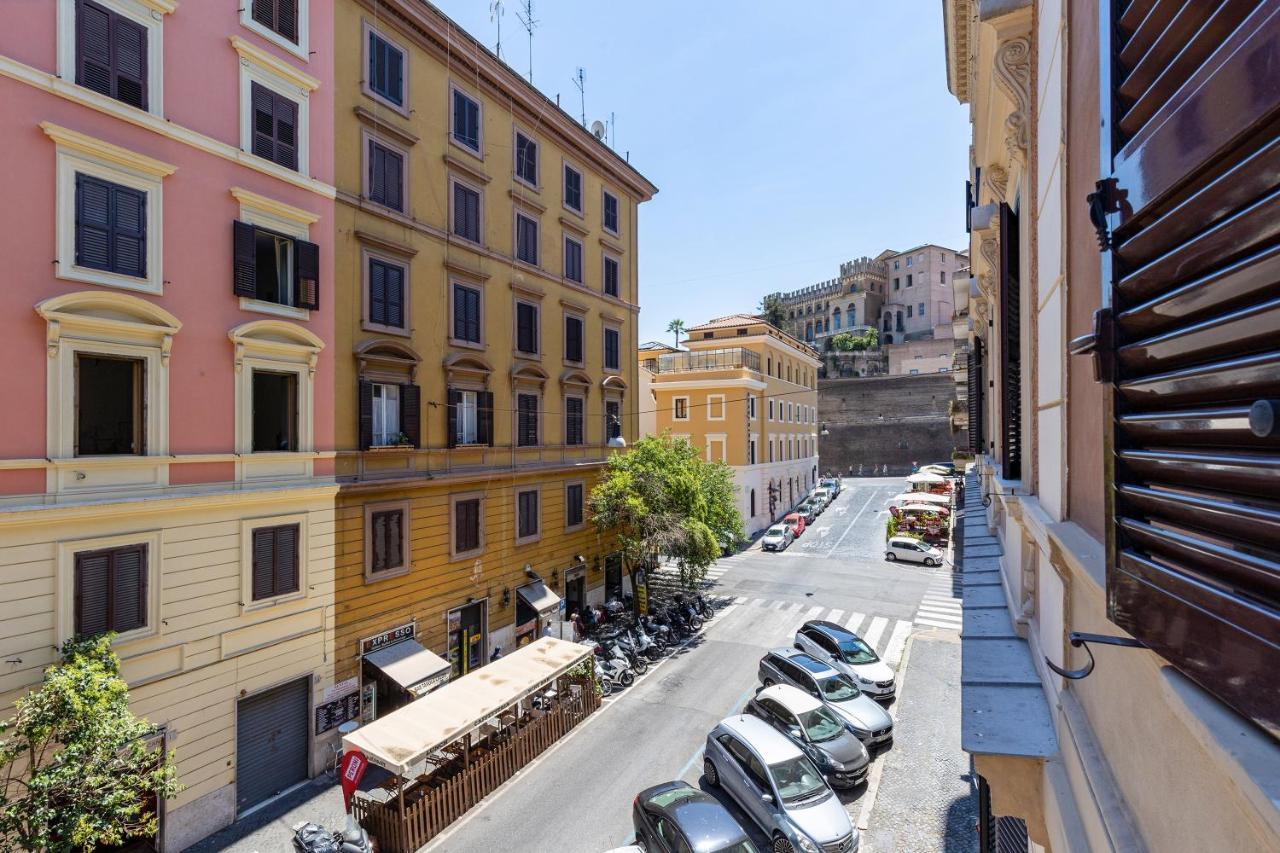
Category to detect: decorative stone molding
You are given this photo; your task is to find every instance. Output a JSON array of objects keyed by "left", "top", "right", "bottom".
[
  {"left": 993, "top": 36, "right": 1031, "bottom": 165},
  {"left": 982, "top": 164, "right": 1009, "bottom": 205}
]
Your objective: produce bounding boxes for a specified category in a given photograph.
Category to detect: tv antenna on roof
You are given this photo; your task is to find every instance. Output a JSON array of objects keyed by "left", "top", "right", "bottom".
[
  {"left": 572, "top": 68, "right": 586, "bottom": 126},
  {"left": 489, "top": 1, "right": 504, "bottom": 59},
  {"left": 516, "top": 0, "right": 538, "bottom": 83}
]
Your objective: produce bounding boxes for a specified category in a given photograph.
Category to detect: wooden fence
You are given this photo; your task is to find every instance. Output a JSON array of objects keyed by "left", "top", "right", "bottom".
[{"left": 352, "top": 677, "right": 600, "bottom": 853}]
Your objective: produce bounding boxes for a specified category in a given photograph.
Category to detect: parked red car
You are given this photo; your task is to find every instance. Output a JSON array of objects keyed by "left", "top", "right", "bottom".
[{"left": 783, "top": 512, "right": 806, "bottom": 537}]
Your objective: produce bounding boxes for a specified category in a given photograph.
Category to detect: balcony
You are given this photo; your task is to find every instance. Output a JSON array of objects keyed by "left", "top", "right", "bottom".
[{"left": 647, "top": 347, "right": 761, "bottom": 374}]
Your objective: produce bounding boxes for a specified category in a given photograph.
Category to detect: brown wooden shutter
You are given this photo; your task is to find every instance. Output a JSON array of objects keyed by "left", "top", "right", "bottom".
[
  {"left": 74, "top": 551, "right": 111, "bottom": 636},
  {"left": 294, "top": 238, "right": 319, "bottom": 310},
  {"left": 1084, "top": 0, "right": 1280, "bottom": 735},
  {"left": 112, "top": 13, "right": 147, "bottom": 110},
  {"left": 274, "top": 525, "right": 299, "bottom": 595},
  {"left": 478, "top": 391, "right": 495, "bottom": 446},
  {"left": 401, "top": 383, "right": 421, "bottom": 448},
  {"left": 998, "top": 203, "right": 1022, "bottom": 480},
  {"left": 252, "top": 528, "right": 276, "bottom": 600},
  {"left": 446, "top": 388, "right": 460, "bottom": 448},
  {"left": 111, "top": 546, "right": 146, "bottom": 632},
  {"left": 358, "top": 380, "right": 374, "bottom": 450},
  {"left": 233, "top": 220, "right": 258, "bottom": 297},
  {"left": 968, "top": 337, "right": 984, "bottom": 454}
]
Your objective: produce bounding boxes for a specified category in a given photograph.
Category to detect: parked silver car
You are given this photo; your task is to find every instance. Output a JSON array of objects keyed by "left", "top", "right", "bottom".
[
  {"left": 794, "top": 621, "right": 896, "bottom": 700},
  {"left": 758, "top": 649, "right": 893, "bottom": 749},
  {"left": 762, "top": 524, "right": 795, "bottom": 552},
  {"left": 704, "top": 714, "right": 858, "bottom": 853},
  {"left": 745, "top": 684, "right": 870, "bottom": 789}
]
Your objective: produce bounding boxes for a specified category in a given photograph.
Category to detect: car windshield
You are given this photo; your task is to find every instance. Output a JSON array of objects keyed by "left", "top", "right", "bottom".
[
  {"left": 839, "top": 637, "right": 879, "bottom": 665},
  {"left": 768, "top": 756, "right": 829, "bottom": 803},
  {"left": 818, "top": 674, "right": 860, "bottom": 701},
  {"left": 798, "top": 706, "right": 845, "bottom": 743},
  {"left": 767, "top": 526, "right": 787, "bottom": 536}
]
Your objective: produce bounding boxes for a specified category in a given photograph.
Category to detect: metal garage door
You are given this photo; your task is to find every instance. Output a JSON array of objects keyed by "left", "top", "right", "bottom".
[{"left": 236, "top": 677, "right": 310, "bottom": 813}]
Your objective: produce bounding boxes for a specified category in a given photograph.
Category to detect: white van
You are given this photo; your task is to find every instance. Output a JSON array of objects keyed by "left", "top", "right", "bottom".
[{"left": 885, "top": 536, "right": 944, "bottom": 566}]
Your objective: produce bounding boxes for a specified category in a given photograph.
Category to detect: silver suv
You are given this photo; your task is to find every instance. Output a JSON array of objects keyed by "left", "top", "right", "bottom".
[
  {"left": 794, "top": 621, "right": 896, "bottom": 700},
  {"left": 704, "top": 714, "right": 858, "bottom": 853},
  {"left": 746, "top": 684, "right": 870, "bottom": 789},
  {"left": 758, "top": 648, "right": 893, "bottom": 749}
]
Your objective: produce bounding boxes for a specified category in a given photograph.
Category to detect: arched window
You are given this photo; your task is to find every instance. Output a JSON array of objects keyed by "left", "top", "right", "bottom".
[
  {"left": 805, "top": 322, "right": 813, "bottom": 341},
  {"left": 883, "top": 314, "right": 891, "bottom": 331},
  {"left": 832, "top": 308, "right": 841, "bottom": 329},
  {"left": 848, "top": 304, "right": 856, "bottom": 326}
]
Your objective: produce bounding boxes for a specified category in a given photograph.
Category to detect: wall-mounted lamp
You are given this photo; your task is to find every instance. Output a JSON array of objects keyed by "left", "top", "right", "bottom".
[
  {"left": 820, "top": 423, "right": 831, "bottom": 436},
  {"left": 523, "top": 563, "right": 536, "bottom": 579},
  {"left": 574, "top": 555, "right": 586, "bottom": 565},
  {"left": 551, "top": 569, "right": 560, "bottom": 587},
  {"left": 501, "top": 587, "right": 511, "bottom": 608},
  {"left": 1045, "top": 632, "right": 1146, "bottom": 680}
]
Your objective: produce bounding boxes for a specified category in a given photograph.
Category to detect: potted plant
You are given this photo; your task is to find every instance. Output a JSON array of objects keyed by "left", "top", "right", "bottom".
[{"left": 371, "top": 432, "right": 414, "bottom": 450}]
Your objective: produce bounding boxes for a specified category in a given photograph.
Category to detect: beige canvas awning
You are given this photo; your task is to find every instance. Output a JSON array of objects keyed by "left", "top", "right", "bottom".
[
  {"left": 364, "top": 639, "right": 451, "bottom": 697},
  {"left": 343, "top": 636, "right": 593, "bottom": 775}
]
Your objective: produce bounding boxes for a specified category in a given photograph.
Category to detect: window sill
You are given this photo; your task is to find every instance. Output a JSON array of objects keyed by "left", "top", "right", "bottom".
[
  {"left": 447, "top": 139, "right": 485, "bottom": 166},
  {"left": 367, "top": 444, "right": 415, "bottom": 453},
  {"left": 242, "top": 590, "right": 306, "bottom": 615},
  {"left": 515, "top": 533, "right": 542, "bottom": 546},
  {"left": 565, "top": 523, "right": 586, "bottom": 533},
  {"left": 239, "top": 16, "right": 308, "bottom": 62},
  {"left": 512, "top": 176, "right": 541, "bottom": 196},
  {"left": 361, "top": 87, "right": 410, "bottom": 120},
  {"left": 450, "top": 548, "right": 483, "bottom": 563},
  {"left": 365, "top": 564, "right": 411, "bottom": 584},
  {"left": 513, "top": 350, "right": 542, "bottom": 362},
  {"left": 363, "top": 320, "right": 411, "bottom": 337},
  {"left": 562, "top": 204, "right": 584, "bottom": 220},
  {"left": 448, "top": 338, "right": 486, "bottom": 351},
  {"left": 59, "top": 264, "right": 162, "bottom": 295},
  {"left": 240, "top": 297, "right": 311, "bottom": 321}
]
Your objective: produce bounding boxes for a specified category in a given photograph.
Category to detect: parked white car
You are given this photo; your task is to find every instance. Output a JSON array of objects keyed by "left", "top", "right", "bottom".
[
  {"left": 811, "top": 488, "right": 833, "bottom": 508},
  {"left": 762, "top": 524, "right": 795, "bottom": 552},
  {"left": 885, "top": 535, "right": 944, "bottom": 566}
]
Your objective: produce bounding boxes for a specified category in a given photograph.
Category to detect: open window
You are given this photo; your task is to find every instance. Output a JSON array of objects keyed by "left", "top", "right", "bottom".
[
  {"left": 356, "top": 339, "right": 422, "bottom": 450},
  {"left": 252, "top": 370, "right": 297, "bottom": 452},
  {"left": 234, "top": 220, "right": 319, "bottom": 310},
  {"left": 76, "top": 354, "right": 144, "bottom": 455}
]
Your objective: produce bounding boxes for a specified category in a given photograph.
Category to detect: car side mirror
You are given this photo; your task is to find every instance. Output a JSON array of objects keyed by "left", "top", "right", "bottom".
[
  {"left": 788, "top": 727, "right": 802, "bottom": 739},
  {"left": 761, "top": 793, "right": 774, "bottom": 805}
]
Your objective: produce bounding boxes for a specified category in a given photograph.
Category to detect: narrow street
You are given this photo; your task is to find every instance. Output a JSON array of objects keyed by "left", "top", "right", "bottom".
[{"left": 425, "top": 477, "right": 974, "bottom": 853}]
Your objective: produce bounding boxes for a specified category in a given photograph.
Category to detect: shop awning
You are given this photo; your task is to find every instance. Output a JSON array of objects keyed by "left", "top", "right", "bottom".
[
  {"left": 517, "top": 580, "right": 561, "bottom": 616},
  {"left": 363, "top": 639, "right": 451, "bottom": 698},
  {"left": 886, "top": 491, "right": 951, "bottom": 506},
  {"left": 343, "top": 636, "right": 593, "bottom": 775}
]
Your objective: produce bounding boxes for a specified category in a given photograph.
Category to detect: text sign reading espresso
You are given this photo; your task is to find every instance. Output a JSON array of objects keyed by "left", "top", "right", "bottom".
[{"left": 361, "top": 621, "right": 415, "bottom": 655}]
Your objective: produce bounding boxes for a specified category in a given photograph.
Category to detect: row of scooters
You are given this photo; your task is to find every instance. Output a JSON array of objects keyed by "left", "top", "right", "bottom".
[{"left": 586, "top": 593, "right": 715, "bottom": 695}]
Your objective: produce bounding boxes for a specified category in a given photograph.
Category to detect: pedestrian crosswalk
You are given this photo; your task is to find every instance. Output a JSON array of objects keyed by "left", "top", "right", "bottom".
[
  {"left": 727, "top": 597, "right": 914, "bottom": 671},
  {"left": 914, "top": 570, "right": 963, "bottom": 631}
]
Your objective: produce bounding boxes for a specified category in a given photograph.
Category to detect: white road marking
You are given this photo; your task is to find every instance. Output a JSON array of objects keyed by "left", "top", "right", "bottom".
[
  {"left": 915, "top": 616, "right": 963, "bottom": 630},
  {"left": 916, "top": 605, "right": 962, "bottom": 619},
  {"left": 862, "top": 616, "right": 889, "bottom": 650},
  {"left": 883, "top": 620, "right": 913, "bottom": 669},
  {"left": 803, "top": 606, "right": 823, "bottom": 621},
  {"left": 826, "top": 488, "right": 883, "bottom": 557},
  {"left": 845, "top": 612, "right": 866, "bottom": 633},
  {"left": 825, "top": 609, "right": 845, "bottom": 625},
  {"left": 751, "top": 598, "right": 767, "bottom": 608}
]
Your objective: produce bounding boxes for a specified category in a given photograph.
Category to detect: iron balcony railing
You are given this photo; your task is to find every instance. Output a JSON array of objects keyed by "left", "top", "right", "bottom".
[{"left": 646, "top": 347, "right": 761, "bottom": 374}]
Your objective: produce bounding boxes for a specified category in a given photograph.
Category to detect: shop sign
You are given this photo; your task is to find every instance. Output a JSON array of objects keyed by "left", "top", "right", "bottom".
[
  {"left": 360, "top": 622, "right": 415, "bottom": 656},
  {"left": 634, "top": 566, "right": 648, "bottom": 616},
  {"left": 315, "top": 692, "right": 361, "bottom": 735},
  {"left": 324, "top": 676, "right": 359, "bottom": 703}
]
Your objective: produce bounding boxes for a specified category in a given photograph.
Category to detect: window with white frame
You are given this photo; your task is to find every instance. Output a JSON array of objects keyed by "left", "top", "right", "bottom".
[
  {"left": 748, "top": 396, "right": 757, "bottom": 419},
  {"left": 240, "top": 0, "right": 310, "bottom": 60},
  {"left": 58, "top": 0, "right": 169, "bottom": 117},
  {"left": 707, "top": 394, "right": 725, "bottom": 420},
  {"left": 235, "top": 39, "right": 316, "bottom": 174},
  {"left": 363, "top": 22, "right": 406, "bottom": 112},
  {"left": 455, "top": 390, "right": 478, "bottom": 445},
  {"left": 514, "top": 130, "right": 538, "bottom": 186},
  {"left": 371, "top": 382, "right": 401, "bottom": 446},
  {"left": 56, "top": 529, "right": 162, "bottom": 645},
  {"left": 451, "top": 84, "right": 482, "bottom": 153},
  {"left": 47, "top": 123, "right": 172, "bottom": 295},
  {"left": 602, "top": 189, "right": 619, "bottom": 234},
  {"left": 231, "top": 320, "right": 322, "bottom": 465},
  {"left": 563, "top": 162, "right": 583, "bottom": 213}
]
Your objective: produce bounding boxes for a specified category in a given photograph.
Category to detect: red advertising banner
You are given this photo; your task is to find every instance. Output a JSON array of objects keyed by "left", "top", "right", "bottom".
[{"left": 339, "top": 749, "right": 368, "bottom": 811}]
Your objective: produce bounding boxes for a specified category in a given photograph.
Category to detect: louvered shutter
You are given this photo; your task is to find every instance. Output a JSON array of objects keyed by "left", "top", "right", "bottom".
[
  {"left": 386, "top": 511, "right": 403, "bottom": 568},
  {"left": 384, "top": 263, "right": 403, "bottom": 328},
  {"left": 251, "top": 83, "right": 277, "bottom": 161},
  {"left": 369, "top": 259, "right": 387, "bottom": 325},
  {"left": 274, "top": 525, "right": 298, "bottom": 595},
  {"left": 998, "top": 203, "right": 1021, "bottom": 480},
  {"left": 276, "top": 0, "right": 298, "bottom": 43},
  {"left": 385, "top": 148, "right": 403, "bottom": 211},
  {"left": 112, "top": 14, "right": 147, "bottom": 110},
  {"left": 452, "top": 283, "right": 465, "bottom": 339},
  {"left": 295, "top": 238, "right": 319, "bottom": 310},
  {"left": 968, "top": 337, "right": 984, "bottom": 454},
  {"left": 358, "top": 380, "right": 374, "bottom": 451},
  {"left": 111, "top": 185, "right": 146, "bottom": 277},
  {"left": 274, "top": 93, "right": 298, "bottom": 170},
  {"left": 1081, "top": 0, "right": 1280, "bottom": 735},
  {"left": 566, "top": 316, "right": 582, "bottom": 362},
  {"left": 76, "top": 1, "right": 113, "bottom": 98},
  {"left": 478, "top": 391, "right": 494, "bottom": 446},
  {"left": 252, "top": 528, "right": 276, "bottom": 600},
  {"left": 233, "top": 220, "right": 258, "bottom": 297},
  {"left": 75, "top": 174, "right": 112, "bottom": 271},
  {"left": 111, "top": 546, "right": 146, "bottom": 632},
  {"left": 446, "top": 388, "right": 460, "bottom": 448},
  {"left": 74, "top": 551, "right": 111, "bottom": 636},
  {"left": 401, "top": 383, "right": 421, "bottom": 448},
  {"left": 386, "top": 42, "right": 403, "bottom": 105}
]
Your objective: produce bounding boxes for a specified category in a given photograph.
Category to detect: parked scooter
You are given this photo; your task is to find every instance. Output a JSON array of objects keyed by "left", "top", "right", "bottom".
[
  {"left": 602, "top": 635, "right": 647, "bottom": 675},
  {"left": 594, "top": 643, "right": 634, "bottom": 692},
  {"left": 641, "top": 614, "right": 673, "bottom": 651},
  {"left": 629, "top": 624, "right": 664, "bottom": 661}
]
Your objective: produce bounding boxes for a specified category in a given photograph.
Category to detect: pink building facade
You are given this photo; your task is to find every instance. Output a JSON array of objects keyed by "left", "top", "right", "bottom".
[{"left": 0, "top": 2, "right": 338, "bottom": 849}]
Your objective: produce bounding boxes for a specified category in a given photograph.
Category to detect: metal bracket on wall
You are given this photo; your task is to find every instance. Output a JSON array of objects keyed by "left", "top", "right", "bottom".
[{"left": 1046, "top": 632, "right": 1146, "bottom": 680}]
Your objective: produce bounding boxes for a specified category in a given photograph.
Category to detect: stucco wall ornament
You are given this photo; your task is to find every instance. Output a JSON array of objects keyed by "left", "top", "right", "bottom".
[
  {"left": 983, "top": 164, "right": 1009, "bottom": 205},
  {"left": 993, "top": 36, "right": 1031, "bottom": 165}
]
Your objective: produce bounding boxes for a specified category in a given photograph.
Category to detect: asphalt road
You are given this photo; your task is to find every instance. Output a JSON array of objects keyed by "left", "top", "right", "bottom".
[{"left": 425, "top": 477, "right": 971, "bottom": 853}]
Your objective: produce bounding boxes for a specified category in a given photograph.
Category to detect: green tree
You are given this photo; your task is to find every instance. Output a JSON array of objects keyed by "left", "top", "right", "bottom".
[
  {"left": 0, "top": 635, "right": 182, "bottom": 852},
  {"left": 758, "top": 295, "right": 787, "bottom": 330},
  {"left": 665, "top": 318, "right": 686, "bottom": 349},
  {"left": 590, "top": 434, "right": 744, "bottom": 589},
  {"left": 830, "top": 328, "right": 880, "bottom": 352}
]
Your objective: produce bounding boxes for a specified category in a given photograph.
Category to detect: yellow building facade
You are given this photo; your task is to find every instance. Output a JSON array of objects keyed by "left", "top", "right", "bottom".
[
  {"left": 642, "top": 315, "right": 820, "bottom": 535},
  {"left": 331, "top": 0, "right": 656, "bottom": 721}
]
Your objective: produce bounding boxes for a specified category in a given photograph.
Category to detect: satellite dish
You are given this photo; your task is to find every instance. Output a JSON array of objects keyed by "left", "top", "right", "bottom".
[{"left": 590, "top": 120, "right": 606, "bottom": 140}]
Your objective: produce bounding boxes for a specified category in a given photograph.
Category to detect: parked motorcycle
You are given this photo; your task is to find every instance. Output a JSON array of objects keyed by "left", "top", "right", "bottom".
[
  {"left": 641, "top": 614, "right": 673, "bottom": 651},
  {"left": 603, "top": 635, "right": 648, "bottom": 675},
  {"left": 630, "top": 624, "right": 664, "bottom": 661},
  {"left": 594, "top": 644, "right": 634, "bottom": 692}
]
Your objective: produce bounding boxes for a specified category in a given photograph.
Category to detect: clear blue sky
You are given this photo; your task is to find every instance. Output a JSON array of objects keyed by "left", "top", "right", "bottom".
[{"left": 435, "top": 0, "right": 971, "bottom": 345}]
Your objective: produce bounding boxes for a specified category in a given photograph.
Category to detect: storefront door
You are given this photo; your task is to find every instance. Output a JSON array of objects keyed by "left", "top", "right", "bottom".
[
  {"left": 564, "top": 572, "right": 585, "bottom": 618},
  {"left": 605, "top": 554, "right": 623, "bottom": 603},
  {"left": 447, "top": 601, "right": 486, "bottom": 678}
]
